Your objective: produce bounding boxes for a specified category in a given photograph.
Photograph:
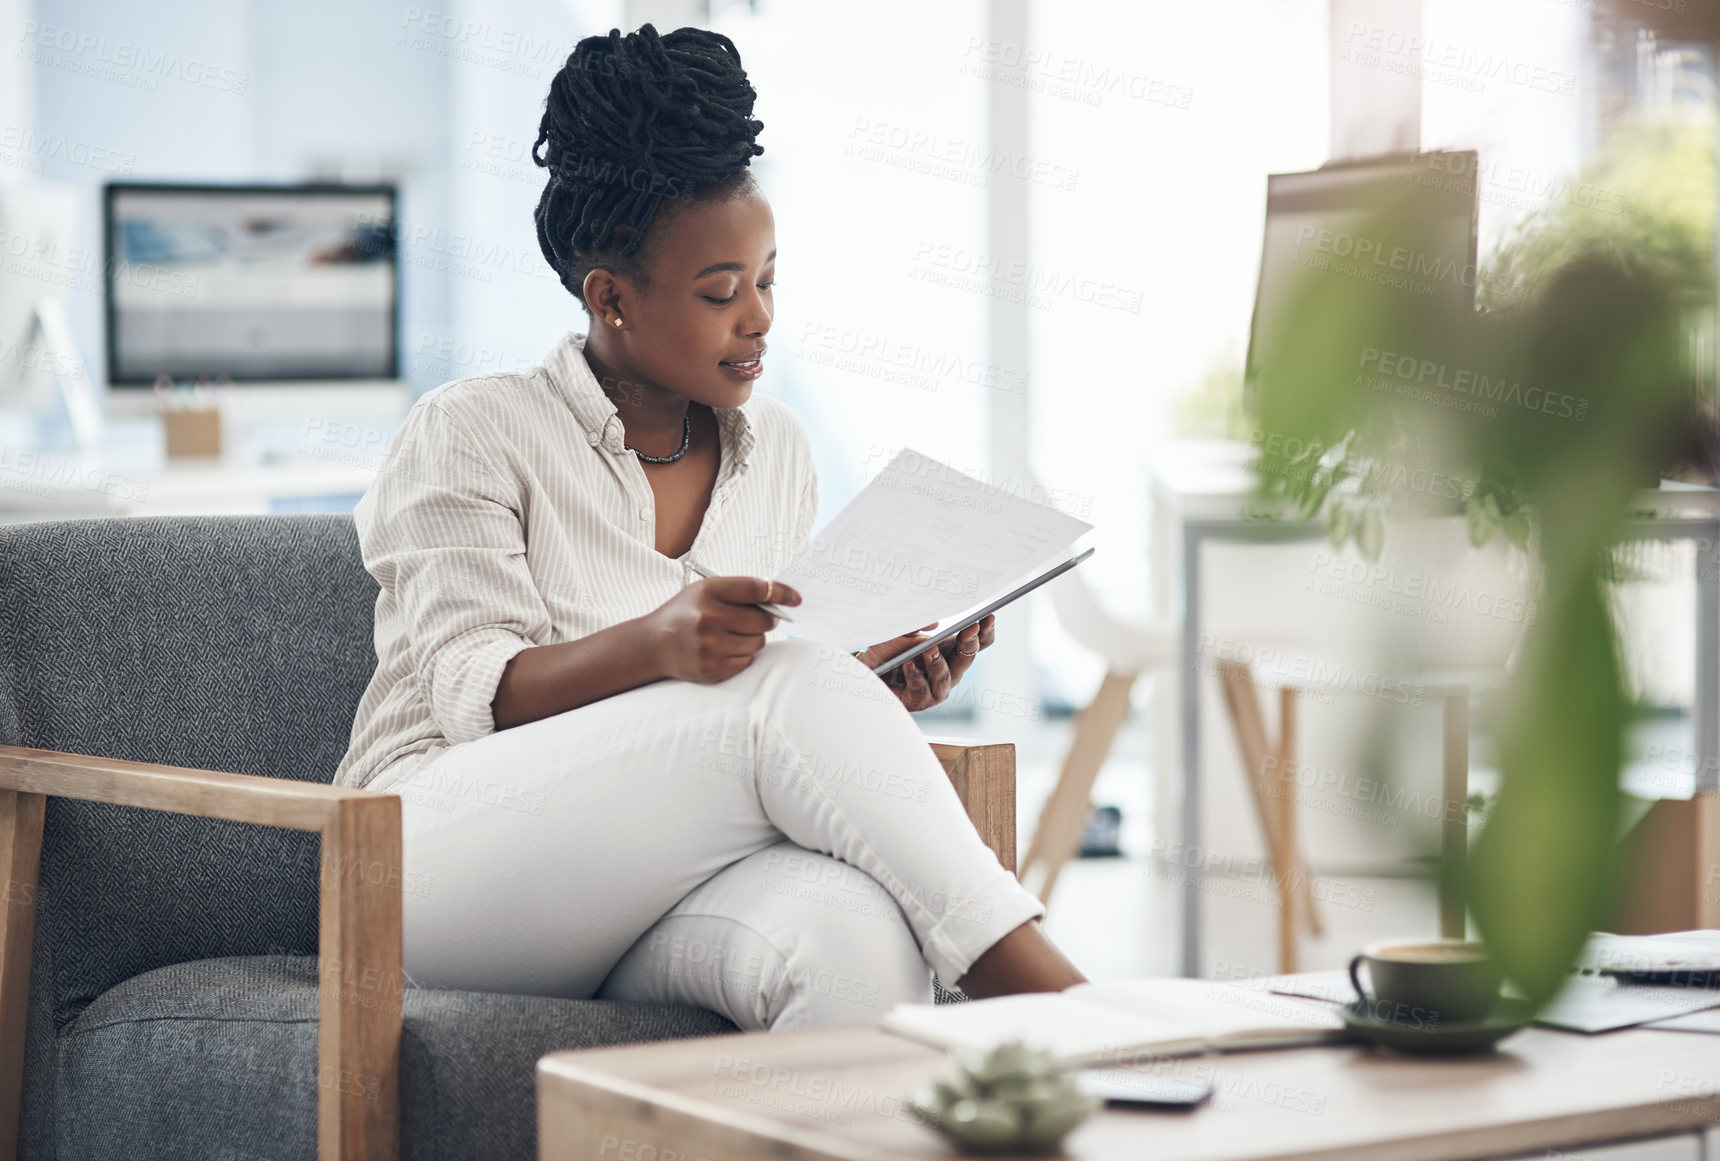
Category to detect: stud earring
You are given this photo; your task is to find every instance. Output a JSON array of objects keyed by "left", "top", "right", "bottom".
[{"left": 612, "top": 316, "right": 624, "bottom": 328}]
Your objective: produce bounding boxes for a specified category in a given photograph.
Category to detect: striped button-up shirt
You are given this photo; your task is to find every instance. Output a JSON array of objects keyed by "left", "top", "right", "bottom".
[{"left": 333, "top": 329, "right": 817, "bottom": 791}]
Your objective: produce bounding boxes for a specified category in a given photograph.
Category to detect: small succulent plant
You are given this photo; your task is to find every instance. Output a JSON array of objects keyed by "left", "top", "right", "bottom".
[{"left": 909, "top": 1040, "right": 1100, "bottom": 1155}]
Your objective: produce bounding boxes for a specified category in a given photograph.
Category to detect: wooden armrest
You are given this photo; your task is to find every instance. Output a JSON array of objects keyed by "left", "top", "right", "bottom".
[
  {"left": 1609, "top": 790, "right": 1720, "bottom": 932},
  {"left": 0, "top": 745, "right": 400, "bottom": 1161},
  {"left": 925, "top": 740, "right": 1016, "bottom": 874},
  {"left": 0, "top": 738, "right": 1013, "bottom": 1161}
]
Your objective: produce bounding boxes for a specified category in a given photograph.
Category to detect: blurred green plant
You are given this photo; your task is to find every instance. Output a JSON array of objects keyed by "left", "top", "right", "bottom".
[
  {"left": 1259, "top": 119, "right": 1716, "bottom": 559},
  {"left": 1482, "top": 120, "right": 1715, "bottom": 313},
  {"left": 1174, "top": 349, "right": 1250, "bottom": 440},
  {"left": 1246, "top": 135, "right": 1716, "bottom": 1007}
]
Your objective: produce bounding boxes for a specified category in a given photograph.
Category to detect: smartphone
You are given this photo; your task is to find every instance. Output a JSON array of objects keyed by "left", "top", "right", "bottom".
[
  {"left": 1075, "top": 1068, "right": 1213, "bottom": 1109},
  {"left": 870, "top": 547, "right": 1095, "bottom": 678}
]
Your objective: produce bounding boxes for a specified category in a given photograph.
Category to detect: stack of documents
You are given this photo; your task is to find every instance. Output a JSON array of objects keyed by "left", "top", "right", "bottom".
[{"left": 776, "top": 448, "right": 1094, "bottom": 650}]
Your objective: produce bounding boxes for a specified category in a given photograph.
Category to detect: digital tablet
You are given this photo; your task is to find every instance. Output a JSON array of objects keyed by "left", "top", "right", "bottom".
[{"left": 870, "top": 547, "right": 1095, "bottom": 677}]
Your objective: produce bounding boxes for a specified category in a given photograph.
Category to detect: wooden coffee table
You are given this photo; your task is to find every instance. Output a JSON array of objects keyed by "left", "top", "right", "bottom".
[{"left": 537, "top": 1020, "right": 1720, "bottom": 1160}]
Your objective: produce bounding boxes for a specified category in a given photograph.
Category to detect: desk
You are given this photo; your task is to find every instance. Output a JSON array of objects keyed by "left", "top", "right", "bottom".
[
  {"left": 0, "top": 449, "right": 377, "bottom": 521},
  {"left": 538, "top": 1020, "right": 1720, "bottom": 1161},
  {"left": 1152, "top": 443, "right": 1720, "bottom": 976}
]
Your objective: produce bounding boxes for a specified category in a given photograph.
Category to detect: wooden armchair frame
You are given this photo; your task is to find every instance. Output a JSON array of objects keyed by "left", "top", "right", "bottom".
[{"left": 0, "top": 738, "right": 1015, "bottom": 1161}]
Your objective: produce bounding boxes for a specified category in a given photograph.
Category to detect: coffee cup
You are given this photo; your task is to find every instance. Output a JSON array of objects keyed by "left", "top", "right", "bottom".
[{"left": 1347, "top": 939, "right": 1503, "bottom": 1028}]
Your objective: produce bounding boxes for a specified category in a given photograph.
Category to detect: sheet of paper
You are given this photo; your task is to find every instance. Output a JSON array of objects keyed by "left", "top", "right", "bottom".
[
  {"left": 1643, "top": 1008, "right": 1720, "bottom": 1035},
  {"left": 778, "top": 448, "right": 1093, "bottom": 650},
  {"left": 880, "top": 993, "right": 1205, "bottom": 1066},
  {"left": 1272, "top": 968, "right": 1720, "bottom": 1033},
  {"left": 1071, "top": 978, "right": 1345, "bottom": 1038},
  {"left": 1533, "top": 974, "right": 1720, "bottom": 1033},
  {"left": 1578, "top": 930, "right": 1720, "bottom": 975}
]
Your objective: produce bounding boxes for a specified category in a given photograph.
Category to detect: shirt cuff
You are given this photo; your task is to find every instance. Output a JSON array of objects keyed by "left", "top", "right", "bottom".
[{"left": 429, "top": 629, "right": 537, "bottom": 744}]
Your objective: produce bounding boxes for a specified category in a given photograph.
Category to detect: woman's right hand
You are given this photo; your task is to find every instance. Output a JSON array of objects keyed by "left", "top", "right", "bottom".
[{"left": 644, "top": 576, "right": 803, "bottom": 683}]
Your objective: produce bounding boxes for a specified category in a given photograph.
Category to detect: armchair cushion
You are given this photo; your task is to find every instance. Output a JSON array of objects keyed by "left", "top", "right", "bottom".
[
  {"left": 1, "top": 516, "right": 375, "bottom": 1022},
  {"left": 59, "top": 955, "right": 737, "bottom": 1161}
]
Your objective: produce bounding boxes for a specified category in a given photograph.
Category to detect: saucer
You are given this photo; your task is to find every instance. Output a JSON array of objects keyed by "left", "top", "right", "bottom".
[{"left": 1340, "top": 996, "right": 1536, "bottom": 1055}]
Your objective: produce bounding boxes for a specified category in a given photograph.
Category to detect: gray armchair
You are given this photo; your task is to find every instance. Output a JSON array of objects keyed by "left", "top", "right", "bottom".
[{"left": 0, "top": 515, "right": 1013, "bottom": 1161}]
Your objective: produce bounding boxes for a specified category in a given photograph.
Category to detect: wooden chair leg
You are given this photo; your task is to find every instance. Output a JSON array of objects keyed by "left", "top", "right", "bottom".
[
  {"left": 1608, "top": 790, "right": 1720, "bottom": 932},
  {"left": 1215, "top": 663, "right": 1324, "bottom": 955},
  {"left": 1020, "top": 669, "right": 1137, "bottom": 904},
  {"left": 0, "top": 790, "right": 45, "bottom": 1161}
]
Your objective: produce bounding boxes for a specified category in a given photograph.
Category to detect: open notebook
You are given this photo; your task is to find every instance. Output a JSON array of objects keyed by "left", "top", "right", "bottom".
[{"left": 881, "top": 979, "right": 1346, "bottom": 1066}]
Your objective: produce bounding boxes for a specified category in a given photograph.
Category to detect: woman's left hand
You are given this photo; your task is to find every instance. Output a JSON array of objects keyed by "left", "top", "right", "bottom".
[{"left": 854, "top": 614, "right": 997, "bottom": 712}]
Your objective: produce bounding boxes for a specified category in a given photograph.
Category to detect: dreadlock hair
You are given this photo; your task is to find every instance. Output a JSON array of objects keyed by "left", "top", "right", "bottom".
[{"left": 532, "top": 23, "right": 765, "bottom": 312}]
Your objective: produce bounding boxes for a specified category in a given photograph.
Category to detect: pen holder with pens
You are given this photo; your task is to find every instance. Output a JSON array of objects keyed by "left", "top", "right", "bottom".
[{"left": 155, "top": 374, "right": 224, "bottom": 459}]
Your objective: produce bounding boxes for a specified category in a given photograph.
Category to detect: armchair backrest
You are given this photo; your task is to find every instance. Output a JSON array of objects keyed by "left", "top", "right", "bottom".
[{"left": 0, "top": 514, "right": 378, "bottom": 1041}]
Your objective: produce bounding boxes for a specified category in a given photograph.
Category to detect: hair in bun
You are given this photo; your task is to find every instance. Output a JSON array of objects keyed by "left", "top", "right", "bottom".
[{"left": 532, "top": 23, "right": 765, "bottom": 308}]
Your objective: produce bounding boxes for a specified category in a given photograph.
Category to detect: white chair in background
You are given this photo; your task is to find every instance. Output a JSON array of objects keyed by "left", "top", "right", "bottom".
[
  {"left": 1019, "top": 556, "right": 1177, "bottom": 904},
  {"left": 1018, "top": 464, "right": 1328, "bottom": 973},
  {"left": 1025, "top": 563, "right": 1331, "bottom": 970}
]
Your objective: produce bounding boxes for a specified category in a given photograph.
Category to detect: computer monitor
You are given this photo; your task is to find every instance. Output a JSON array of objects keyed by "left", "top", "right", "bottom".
[
  {"left": 103, "top": 182, "right": 400, "bottom": 386},
  {"left": 1245, "top": 151, "right": 1480, "bottom": 394}
]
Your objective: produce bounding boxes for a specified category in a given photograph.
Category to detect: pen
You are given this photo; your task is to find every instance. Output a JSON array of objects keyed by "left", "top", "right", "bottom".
[{"left": 683, "top": 558, "right": 796, "bottom": 622}]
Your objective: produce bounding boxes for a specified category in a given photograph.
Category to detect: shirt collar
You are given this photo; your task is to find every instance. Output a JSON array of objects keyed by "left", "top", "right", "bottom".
[{"left": 545, "top": 330, "right": 755, "bottom": 471}]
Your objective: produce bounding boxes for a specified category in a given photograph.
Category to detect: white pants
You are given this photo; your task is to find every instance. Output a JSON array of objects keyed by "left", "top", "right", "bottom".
[{"left": 369, "top": 638, "right": 1045, "bottom": 1031}]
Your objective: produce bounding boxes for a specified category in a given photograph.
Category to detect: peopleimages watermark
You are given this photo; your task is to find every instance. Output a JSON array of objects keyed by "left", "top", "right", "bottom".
[
  {"left": 1291, "top": 224, "right": 1526, "bottom": 302},
  {"left": 1655, "top": 1070, "right": 1720, "bottom": 1119},
  {"left": 17, "top": 20, "right": 250, "bottom": 94},
  {"left": 909, "top": 239, "right": 1144, "bottom": 314},
  {"left": 396, "top": 7, "right": 561, "bottom": 78},
  {"left": 0, "top": 446, "right": 150, "bottom": 505},
  {"left": 846, "top": 118, "right": 1080, "bottom": 192},
  {"left": 351, "top": 210, "right": 556, "bottom": 285},
  {"left": 935, "top": 679, "right": 1044, "bottom": 722},
  {"left": 1400, "top": 150, "right": 1636, "bottom": 220},
  {"left": 1306, "top": 549, "right": 1539, "bottom": 627},
  {"left": 391, "top": 762, "right": 548, "bottom": 816},
  {"left": 1249, "top": 428, "right": 1478, "bottom": 504},
  {"left": 1358, "top": 346, "right": 1588, "bottom": 422},
  {"left": 761, "top": 845, "right": 998, "bottom": 930},
  {"left": 783, "top": 538, "right": 985, "bottom": 601},
  {"left": 1, "top": 226, "right": 201, "bottom": 301},
  {"left": 0, "top": 338, "right": 90, "bottom": 385},
  {"left": 1640, "top": 742, "right": 1720, "bottom": 789},
  {"left": 956, "top": 37, "right": 1194, "bottom": 111},
  {"left": 1146, "top": 839, "right": 1378, "bottom": 913},
  {"left": 459, "top": 129, "right": 681, "bottom": 194},
  {"left": 796, "top": 322, "right": 1029, "bottom": 396},
  {"left": 1262, "top": 753, "right": 1469, "bottom": 828},
  {"left": 859, "top": 442, "right": 1096, "bottom": 519},
  {"left": 596, "top": 1135, "right": 718, "bottom": 1161},
  {"left": 708, "top": 1055, "right": 924, "bottom": 1129},
  {"left": 408, "top": 332, "right": 538, "bottom": 383},
  {"left": 639, "top": 928, "right": 886, "bottom": 1013},
  {"left": 698, "top": 718, "right": 932, "bottom": 803},
  {"left": 1338, "top": 22, "right": 1576, "bottom": 97},
  {"left": 460, "top": 130, "right": 543, "bottom": 187},
  {"left": 1198, "top": 635, "right": 1427, "bottom": 708},
  {"left": 0, "top": 124, "right": 135, "bottom": 175}
]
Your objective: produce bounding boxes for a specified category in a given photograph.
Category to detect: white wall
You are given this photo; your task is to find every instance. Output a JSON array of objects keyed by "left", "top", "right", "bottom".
[{"left": 22, "top": 0, "right": 626, "bottom": 400}]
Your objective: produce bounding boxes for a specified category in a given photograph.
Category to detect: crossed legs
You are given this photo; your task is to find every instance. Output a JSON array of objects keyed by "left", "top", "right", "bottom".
[{"left": 376, "top": 639, "right": 1071, "bottom": 1028}]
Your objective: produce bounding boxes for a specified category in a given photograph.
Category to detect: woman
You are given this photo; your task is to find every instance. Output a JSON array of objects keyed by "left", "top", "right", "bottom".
[{"left": 334, "top": 22, "right": 1086, "bottom": 1031}]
